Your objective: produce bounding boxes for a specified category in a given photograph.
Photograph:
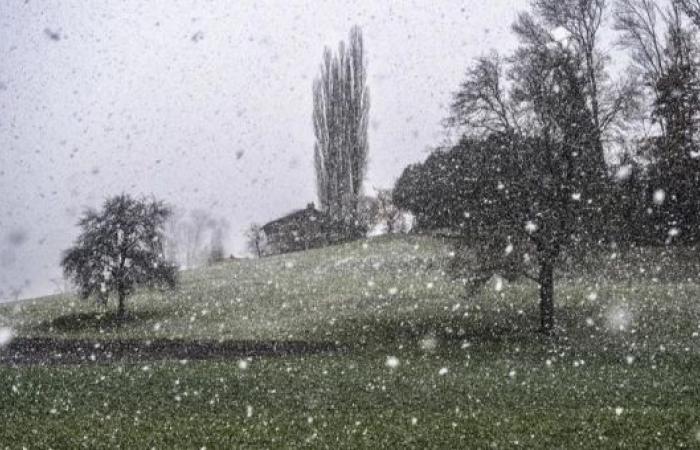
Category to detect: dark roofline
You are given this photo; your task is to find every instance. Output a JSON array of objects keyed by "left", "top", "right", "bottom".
[{"left": 262, "top": 202, "right": 324, "bottom": 232}]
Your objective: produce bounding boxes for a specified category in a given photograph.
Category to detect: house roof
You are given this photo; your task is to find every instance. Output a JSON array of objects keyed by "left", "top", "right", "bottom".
[{"left": 262, "top": 203, "right": 326, "bottom": 233}]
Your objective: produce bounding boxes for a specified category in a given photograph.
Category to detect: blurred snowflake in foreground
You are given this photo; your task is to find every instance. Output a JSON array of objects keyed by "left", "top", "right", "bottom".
[
  {"left": 385, "top": 356, "right": 400, "bottom": 369},
  {"left": 606, "top": 305, "right": 633, "bottom": 332},
  {"left": 0, "top": 327, "right": 14, "bottom": 347}
]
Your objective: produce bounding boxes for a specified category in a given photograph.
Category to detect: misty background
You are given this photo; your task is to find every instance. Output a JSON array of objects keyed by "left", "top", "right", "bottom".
[{"left": 0, "top": 1, "right": 523, "bottom": 301}]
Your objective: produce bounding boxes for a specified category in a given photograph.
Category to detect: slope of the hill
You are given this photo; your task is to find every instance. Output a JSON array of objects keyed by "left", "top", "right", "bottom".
[{"left": 2, "top": 236, "right": 700, "bottom": 447}]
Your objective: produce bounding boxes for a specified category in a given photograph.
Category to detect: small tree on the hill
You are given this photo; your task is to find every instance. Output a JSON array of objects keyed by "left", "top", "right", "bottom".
[
  {"left": 61, "top": 194, "right": 178, "bottom": 318},
  {"left": 374, "top": 189, "right": 406, "bottom": 234},
  {"left": 164, "top": 209, "right": 230, "bottom": 268},
  {"left": 207, "top": 224, "right": 227, "bottom": 264},
  {"left": 245, "top": 223, "right": 267, "bottom": 258}
]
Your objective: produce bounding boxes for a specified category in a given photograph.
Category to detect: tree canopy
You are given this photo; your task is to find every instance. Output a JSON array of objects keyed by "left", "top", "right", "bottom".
[{"left": 61, "top": 194, "right": 178, "bottom": 317}]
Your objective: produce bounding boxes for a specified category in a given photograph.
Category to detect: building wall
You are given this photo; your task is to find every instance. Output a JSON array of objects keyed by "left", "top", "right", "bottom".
[{"left": 264, "top": 212, "right": 328, "bottom": 254}]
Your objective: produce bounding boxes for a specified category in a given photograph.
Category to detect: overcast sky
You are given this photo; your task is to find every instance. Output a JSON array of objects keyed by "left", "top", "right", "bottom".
[{"left": 0, "top": 0, "right": 526, "bottom": 301}]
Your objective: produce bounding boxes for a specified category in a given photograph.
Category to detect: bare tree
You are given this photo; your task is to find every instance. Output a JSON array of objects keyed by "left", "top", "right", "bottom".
[
  {"left": 614, "top": 0, "right": 667, "bottom": 84},
  {"left": 535, "top": 1, "right": 606, "bottom": 124},
  {"left": 207, "top": 220, "right": 229, "bottom": 264},
  {"left": 614, "top": 0, "right": 683, "bottom": 133},
  {"left": 448, "top": 11, "right": 605, "bottom": 334},
  {"left": 449, "top": 52, "right": 521, "bottom": 136},
  {"left": 616, "top": 0, "right": 700, "bottom": 240},
  {"left": 674, "top": 0, "right": 700, "bottom": 28},
  {"left": 534, "top": 0, "right": 637, "bottom": 141},
  {"left": 356, "top": 195, "right": 379, "bottom": 231},
  {"left": 374, "top": 189, "right": 405, "bottom": 234},
  {"left": 313, "top": 26, "right": 370, "bottom": 229},
  {"left": 183, "top": 210, "right": 214, "bottom": 268},
  {"left": 245, "top": 224, "right": 266, "bottom": 258},
  {"left": 163, "top": 210, "right": 182, "bottom": 265},
  {"left": 452, "top": 3, "right": 634, "bottom": 152},
  {"left": 163, "top": 209, "right": 229, "bottom": 268}
]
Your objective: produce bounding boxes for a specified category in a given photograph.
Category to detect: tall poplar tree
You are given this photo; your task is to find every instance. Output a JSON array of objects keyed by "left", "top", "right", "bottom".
[{"left": 313, "top": 26, "right": 370, "bottom": 233}]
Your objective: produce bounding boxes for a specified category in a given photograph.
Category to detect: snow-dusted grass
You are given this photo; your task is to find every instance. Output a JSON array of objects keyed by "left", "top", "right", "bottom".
[
  {"left": 1, "top": 235, "right": 456, "bottom": 341},
  {"left": 1, "top": 235, "right": 700, "bottom": 447}
]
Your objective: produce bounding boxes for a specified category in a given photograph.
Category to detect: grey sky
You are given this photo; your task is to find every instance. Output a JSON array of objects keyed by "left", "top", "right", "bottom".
[{"left": 0, "top": 0, "right": 523, "bottom": 301}]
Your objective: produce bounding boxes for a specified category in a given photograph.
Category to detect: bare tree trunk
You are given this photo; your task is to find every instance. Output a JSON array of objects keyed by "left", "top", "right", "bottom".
[
  {"left": 539, "top": 258, "right": 555, "bottom": 335},
  {"left": 117, "top": 290, "right": 126, "bottom": 320}
]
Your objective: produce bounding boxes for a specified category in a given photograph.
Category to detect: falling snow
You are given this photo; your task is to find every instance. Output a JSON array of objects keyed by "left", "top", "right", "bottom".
[{"left": 0, "top": 328, "right": 13, "bottom": 347}]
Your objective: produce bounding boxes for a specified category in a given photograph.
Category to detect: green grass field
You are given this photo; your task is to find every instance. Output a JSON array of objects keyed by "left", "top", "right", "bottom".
[{"left": 1, "top": 235, "right": 700, "bottom": 448}]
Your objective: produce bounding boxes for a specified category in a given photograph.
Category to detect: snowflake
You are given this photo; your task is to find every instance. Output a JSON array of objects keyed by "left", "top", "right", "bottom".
[
  {"left": 615, "top": 164, "right": 632, "bottom": 181},
  {"left": 385, "top": 356, "right": 400, "bottom": 369},
  {"left": 0, "top": 328, "right": 14, "bottom": 347},
  {"left": 653, "top": 189, "right": 666, "bottom": 205},
  {"left": 420, "top": 336, "right": 438, "bottom": 352},
  {"left": 494, "top": 277, "right": 503, "bottom": 292}
]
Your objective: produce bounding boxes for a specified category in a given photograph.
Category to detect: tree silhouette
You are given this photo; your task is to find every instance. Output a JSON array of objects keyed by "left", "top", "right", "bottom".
[
  {"left": 313, "top": 26, "right": 370, "bottom": 232},
  {"left": 62, "top": 194, "right": 178, "bottom": 318}
]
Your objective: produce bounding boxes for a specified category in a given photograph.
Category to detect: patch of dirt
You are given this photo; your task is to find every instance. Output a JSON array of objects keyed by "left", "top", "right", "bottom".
[{"left": 0, "top": 337, "right": 347, "bottom": 366}]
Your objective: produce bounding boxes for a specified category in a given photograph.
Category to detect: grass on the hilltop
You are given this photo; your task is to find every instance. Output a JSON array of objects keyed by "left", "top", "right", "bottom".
[
  {"left": 1, "top": 235, "right": 700, "bottom": 448},
  {"left": 1, "top": 235, "right": 455, "bottom": 342}
]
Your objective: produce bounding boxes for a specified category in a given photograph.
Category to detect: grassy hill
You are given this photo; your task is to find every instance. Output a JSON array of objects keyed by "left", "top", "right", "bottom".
[
  {"left": 1, "top": 235, "right": 700, "bottom": 448},
  {"left": 1, "top": 235, "right": 459, "bottom": 342}
]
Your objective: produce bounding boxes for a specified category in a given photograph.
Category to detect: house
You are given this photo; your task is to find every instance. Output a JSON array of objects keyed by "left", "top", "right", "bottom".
[{"left": 262, "top": 203, "right": 332, "bottom": 254}]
